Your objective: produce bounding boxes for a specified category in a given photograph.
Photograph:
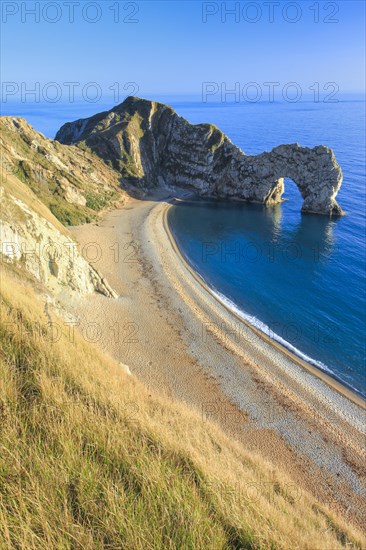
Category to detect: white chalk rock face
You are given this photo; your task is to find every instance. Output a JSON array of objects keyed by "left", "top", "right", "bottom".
[
  {"left": 56, "top": 96, "right": 344, "bottom": 216},
  {"left": 0, "top": 192, "right": 117, "bottom": 299}
]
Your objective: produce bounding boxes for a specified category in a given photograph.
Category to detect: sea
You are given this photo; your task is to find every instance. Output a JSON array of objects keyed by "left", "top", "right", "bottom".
[{"left": 2, "top": 94, "right": 365, "bottom": 397}]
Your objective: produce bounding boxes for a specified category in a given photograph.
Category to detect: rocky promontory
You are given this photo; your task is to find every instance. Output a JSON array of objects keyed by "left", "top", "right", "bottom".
[{"left": 56, "top": 96, "right": 344, "bottom": 216}]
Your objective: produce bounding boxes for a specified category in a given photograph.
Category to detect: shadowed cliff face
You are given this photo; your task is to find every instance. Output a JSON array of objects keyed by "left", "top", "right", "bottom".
[{"left": 56, "top": 96, "right": 344, "bottom": 216}]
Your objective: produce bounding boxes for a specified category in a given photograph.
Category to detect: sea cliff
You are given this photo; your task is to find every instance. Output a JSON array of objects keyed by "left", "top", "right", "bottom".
[{"left": 56, "top": 96, "right": 344, "bottom": 216}]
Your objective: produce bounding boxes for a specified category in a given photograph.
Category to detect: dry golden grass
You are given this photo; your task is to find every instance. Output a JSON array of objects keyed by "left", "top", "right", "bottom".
[{"left": 0, "top": 266, "right": 365, "bottom": 549}]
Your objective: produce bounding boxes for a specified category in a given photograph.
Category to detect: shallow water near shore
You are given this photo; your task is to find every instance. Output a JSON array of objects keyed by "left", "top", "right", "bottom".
[{"left": 168, "top": 197, "right": 366, "bottom": 397}]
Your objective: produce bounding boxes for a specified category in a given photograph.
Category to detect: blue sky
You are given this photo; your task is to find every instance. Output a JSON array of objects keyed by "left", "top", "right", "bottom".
[{"left": 1, "top": 0, "right": 365, "bottom": 102}]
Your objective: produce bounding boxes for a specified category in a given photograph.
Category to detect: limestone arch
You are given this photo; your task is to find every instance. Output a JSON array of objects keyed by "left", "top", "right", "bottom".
[{"left": 261, "top": 144, "right": 343, "bottom": 216}]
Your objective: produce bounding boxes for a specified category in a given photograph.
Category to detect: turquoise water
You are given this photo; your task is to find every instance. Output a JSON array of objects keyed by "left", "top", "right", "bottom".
[
  {"left": 2, "top": 97, "right": 365, "bottom": 396},
  {"left": 167, "top": 100, "right": 366, "bottom": 397}
]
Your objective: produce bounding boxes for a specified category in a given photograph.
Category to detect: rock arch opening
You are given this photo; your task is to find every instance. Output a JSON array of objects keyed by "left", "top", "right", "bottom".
[
  {"left": 282, "top": 177, "right": 304, "bottom": 211},
  {"left": 260, "top": 144, "right": 344, "bottom": 216}
]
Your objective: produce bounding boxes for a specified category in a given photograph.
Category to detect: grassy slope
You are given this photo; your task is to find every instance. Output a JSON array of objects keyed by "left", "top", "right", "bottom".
[
  {"left": 0, "top": 267, "right": 365, "bottom": 549},
  {"left": 0, "top": 117, "right": 123, "bottom": 226}
]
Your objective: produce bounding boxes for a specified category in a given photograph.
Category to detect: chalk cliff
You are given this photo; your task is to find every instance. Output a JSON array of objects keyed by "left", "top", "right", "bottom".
[
  {"left": 0, "top": 175, "right": 117, "bottom": 299},
  {"left": 56, "top": 96, "right": 344, "bottom": 216},
  {"left": 0, "top": 117, "right": 120, "bottom": 298}
]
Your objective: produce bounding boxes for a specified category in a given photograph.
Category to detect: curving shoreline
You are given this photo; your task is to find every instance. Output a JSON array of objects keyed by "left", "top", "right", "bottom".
[
  {"left": 163, "top": 199, "right": 366, "bottom": 410},
  {"left": 70, "top": 194, "right": 366, "bottom": 531}
]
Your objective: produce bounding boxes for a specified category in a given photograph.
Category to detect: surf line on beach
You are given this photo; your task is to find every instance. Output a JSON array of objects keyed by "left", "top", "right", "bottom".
[{"left": 161, "top": 198, "right": 366, "bottom": 410}]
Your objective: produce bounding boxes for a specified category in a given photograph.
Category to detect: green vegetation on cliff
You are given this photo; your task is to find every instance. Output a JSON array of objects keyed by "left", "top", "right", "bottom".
[{"left": 0, "top": 117, "right": 124, "bottom": 225}]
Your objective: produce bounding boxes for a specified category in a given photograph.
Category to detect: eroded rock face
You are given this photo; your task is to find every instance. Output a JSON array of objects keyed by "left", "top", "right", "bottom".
[
  {"left": 56, "top": 96, "right": 344, "bottom": 216},
  {"left": 0, "top": 117, "right": 120, "bottom": 300},
  {"left": 0, "top": 185, "right": 117, "bottom": 299}
]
